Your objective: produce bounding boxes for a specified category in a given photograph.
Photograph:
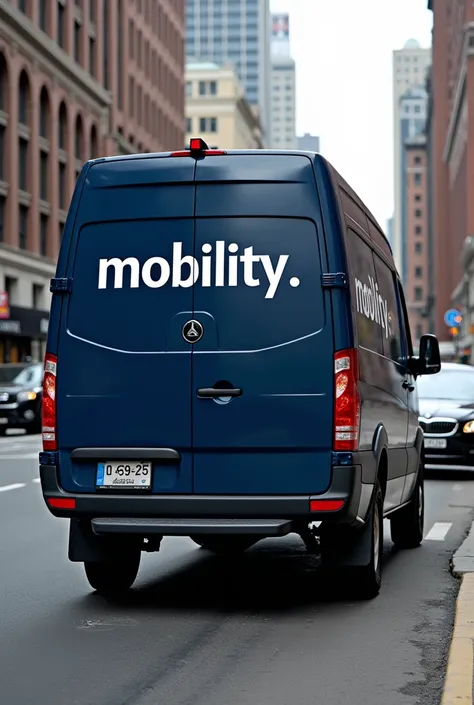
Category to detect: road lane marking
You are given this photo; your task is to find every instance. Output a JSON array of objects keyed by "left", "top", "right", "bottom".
[
  {"left": 452, "top": 484, "right": 463, "bottom": 491},
  {"left": 0, "top": 483, "right": 26, "bottom": 492},
  {"left": 425, "top": 522, "right": 452, "bottom": 541},
  {"left": 32, "top": 478, "right": 40, "bottom": 483}
]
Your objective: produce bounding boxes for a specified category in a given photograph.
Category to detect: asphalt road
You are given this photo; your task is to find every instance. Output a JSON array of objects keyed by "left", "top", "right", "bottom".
[{"left": 1, "top": 435, "right": 474, "bottom": 705}]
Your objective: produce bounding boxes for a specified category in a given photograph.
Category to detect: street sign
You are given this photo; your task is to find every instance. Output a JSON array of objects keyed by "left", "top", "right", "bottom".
[{"left": 445, "top": 308, "right": 462, "bottom": 327}]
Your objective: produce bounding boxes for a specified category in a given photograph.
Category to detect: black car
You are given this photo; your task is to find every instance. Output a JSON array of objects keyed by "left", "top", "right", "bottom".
[
  {"left": 418, "top": 362, "right": 474, "bottom": 471},
  {"left": 0, "top": 363, "right": 43, "bottom": 435}
]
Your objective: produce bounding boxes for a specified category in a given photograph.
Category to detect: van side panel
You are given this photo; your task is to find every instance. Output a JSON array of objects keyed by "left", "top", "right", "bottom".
[
  {"left": 191, "top": 155, "right": 334, "bottom": 495},
  {"left": 56, "top": 157, "right": 196, "bottom": 494}
]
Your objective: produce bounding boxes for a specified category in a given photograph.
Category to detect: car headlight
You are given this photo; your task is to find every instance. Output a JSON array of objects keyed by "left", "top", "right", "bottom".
[
  {"left": 463, "top": 420, "right": 474, "bottom": 433},
  {"left": 17, "top": 391, "right": 37, "bottom": 402}
]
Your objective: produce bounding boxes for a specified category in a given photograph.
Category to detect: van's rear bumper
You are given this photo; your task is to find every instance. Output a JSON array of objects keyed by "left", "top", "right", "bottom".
[{"left": 40, "top": 463, "right": 371, "bottom": 526}]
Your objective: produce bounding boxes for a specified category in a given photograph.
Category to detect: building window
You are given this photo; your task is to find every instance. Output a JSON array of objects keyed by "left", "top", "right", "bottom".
[
  {"left": 89, "top": 0, "right": 95, "bottom": 22},
  {"left": 415, "top": 242, "right": 422, "bottom": 254},
  {"left": 0, "top": 195, "right": 4, "bottom": 242},
  {"left": 18, "top": 71, "right": 30, "bottom": 126},
  {"left": 414, "top": 173, "right": 422, "bottom": 185},
  {"left": 40, "top": 151, "right": 48, "bottom": 201},
  {"left": 58, "top": 102, "right": 67, "bottom": 150},
  {"left": 209, "top": 80, "right": 217, "bottom": 95},
  {"left": 185, "top": 81, "right": 192, "bottom": 97},
  {"left": 129, "top": 20, "right": 134, "bottom": 59},
  {"left": 415, "top": 209, "right": 422, "bottom": 218},
  {"left": 59, "top": 221, "right": 65, "bottom": 242},
  {"left": 0, "top": 125, "right": 4, "bottom": 180},
  {"left": 415, "top": 266, "right": 422, "bottom": 278},
  {"left": 186, "top": 117, "right": 192, "bottom": 132},
  {"left": 5, "top": 276, "right": 18, "bottom": 304},
  {"left": 74, "top": 21, "right": 81, "bottom": 63},
  {"left": 39, "top": 87, "right": 49, "bottom": 139},
  {"left": 117, "top": 0, "right": 123, "bottom": 109},
  {"left": 415, "top": 194, "right": 421, "bottom": 202},
  {"left": 89, "top": 37, "right": 96, "bottom": 76},
  {"left": 415, "top": 226, "right": 422, "bottom": 235},
  {"left": 18, "top": 205, "right": 28, "bottom": 249},
  {"left": 416, "top": 324, "right": 423, "bottom": 339},
  {"left": 128, "top": 76, "right": 134, "bottom": 116},
  {"left": 32, "top": 283, "right": 45, "bottom": 309},
  {"left": 38, "top": 0, "right": 47, "bottom": 29},
  {"left": 414, "top": 287, "right": 423, "bottom": 301},
  {"left": 414, "top": 156, "right": 421, "bottom": 165},
  {"left": 90, "top": 125, "right": 98, "bottom": 159},
  {"left": 40, "top": 214, "right": 48, "bottom": 256},
  {"left": 19, "top": 138, "right": 29, "bottom": 191},
  {"left": 0, "top": 53, "right": 6, "bottom": 112},
  {"left": 59, "top": 162, "right": 66, "bottom": 209},
  {"left": 199, "top": 81, "right": 206, "bottom": 96},
  {"left": 57, "top": 1, "right": 65, "bottom": 48},
  {"left": 199, "top": 117, "right": 217, "bottom": 133}
]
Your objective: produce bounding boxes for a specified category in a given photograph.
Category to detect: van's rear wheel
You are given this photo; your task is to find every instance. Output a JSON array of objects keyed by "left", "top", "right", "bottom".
[
  {"left": 390, "top": 463, "right": 424, "bottom": 549},
  {"left": 348, "top": 482, "right": 383, "bottom": 599},
  {"left": 190, "top": 536, "right": 256, "bottom": 554},
  {"left": 84, "top": 550, "right": 141, "bottom": 594}
]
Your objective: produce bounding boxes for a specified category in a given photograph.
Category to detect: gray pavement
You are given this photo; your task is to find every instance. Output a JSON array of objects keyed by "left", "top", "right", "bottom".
[{"left": 1, "top": 439, "right": 474, "bottom": 705}]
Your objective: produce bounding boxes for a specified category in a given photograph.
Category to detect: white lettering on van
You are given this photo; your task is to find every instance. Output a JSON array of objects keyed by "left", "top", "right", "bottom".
[
  {"left": 355, "top": 275, "right": 388, "bottom": 338},
  {"left": 97, "top": 241, "right": 299, "bottom": 299}
]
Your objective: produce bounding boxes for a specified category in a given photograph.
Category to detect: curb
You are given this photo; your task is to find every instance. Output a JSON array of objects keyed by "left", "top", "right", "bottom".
[{"left": 441, "top": 522, "right": 474, "bottom": 704}]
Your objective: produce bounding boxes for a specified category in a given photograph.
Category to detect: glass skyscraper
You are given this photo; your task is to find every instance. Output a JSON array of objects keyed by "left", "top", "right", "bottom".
[{"left": 185, "top": 0, "right": 271, "bottom": 144}]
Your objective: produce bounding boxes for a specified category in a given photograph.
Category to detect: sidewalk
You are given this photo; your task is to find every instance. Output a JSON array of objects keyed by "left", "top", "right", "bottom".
[{"left": 441, "top": 524, "right": 474, "bottom": 704}]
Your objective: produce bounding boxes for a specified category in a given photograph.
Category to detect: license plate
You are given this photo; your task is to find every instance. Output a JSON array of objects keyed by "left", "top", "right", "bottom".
[
  {"left": 96, "top": 461, "right": 152, "bottom": 490},
  {"left": 425, "top": 438, "right": 447, "bottom": 449}
]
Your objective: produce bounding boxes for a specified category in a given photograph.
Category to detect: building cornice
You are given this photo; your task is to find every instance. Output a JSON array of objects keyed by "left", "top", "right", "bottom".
[
  {"left": 0, "top": 0, "right": 111, "bottom": 109},
  {"left": 0, "top": 244, "right": 56, "bottom": 277}
]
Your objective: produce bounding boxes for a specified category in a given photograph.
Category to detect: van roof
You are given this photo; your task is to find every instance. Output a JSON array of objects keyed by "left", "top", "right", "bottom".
[{"left": 84, "top": 149, "right": 392, "bottom": 256}]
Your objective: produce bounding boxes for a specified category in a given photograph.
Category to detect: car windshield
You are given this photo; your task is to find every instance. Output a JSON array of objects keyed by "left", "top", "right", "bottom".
[
  {"left": 417, "top": 368, "right": 474, "bottom": 401},
  {"left": 11, "top": 365, "right": 43, "bottom": 387},
  {"left": 0, "top": 365, "right": 28, "bottom": 383}
]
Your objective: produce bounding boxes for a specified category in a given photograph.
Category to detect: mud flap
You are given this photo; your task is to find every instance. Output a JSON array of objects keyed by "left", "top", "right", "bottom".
[
  {"left": 68, "top": 519, "right": 141, "bottom": 562},
  {"left": 320, "top": 502, "right": 375, "bottom": 569}
]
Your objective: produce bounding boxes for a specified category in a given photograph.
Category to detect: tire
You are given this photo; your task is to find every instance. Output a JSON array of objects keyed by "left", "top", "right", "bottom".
[
  {"left": 84, "top": 550, "right": 141, "bottom": 594},
  {"left": 321, "top": 482, "right": 383, "bottom": 600},
  {"left": 190, "top": 535, "right": 256, "bottom": 555},
  {"left": 390, "top": 463, "right": 424, "bottom": 549},
  {"left": 348, "top": 481, "right": 384, "bottom": 599}
]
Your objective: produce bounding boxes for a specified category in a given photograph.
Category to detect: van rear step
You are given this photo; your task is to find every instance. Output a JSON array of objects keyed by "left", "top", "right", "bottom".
[{"left": 91, "top": 517, "right": 294, "bottom": 537}]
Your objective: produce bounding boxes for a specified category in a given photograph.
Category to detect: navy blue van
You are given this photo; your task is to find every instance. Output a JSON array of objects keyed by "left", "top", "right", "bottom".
[{"left": 40, "top": 139, "right": 441, "bottom": 599}]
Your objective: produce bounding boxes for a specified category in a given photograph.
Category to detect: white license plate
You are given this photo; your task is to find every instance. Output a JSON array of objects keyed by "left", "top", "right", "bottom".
[
  {"left": 96, "top": 461, "right": 152, "bottom": 490},
  {"left": 0, "top": 418, "right": 8, "bottom": 424},
  {"left": 425, "top": 438, "right": 447, "bottom": 449}
]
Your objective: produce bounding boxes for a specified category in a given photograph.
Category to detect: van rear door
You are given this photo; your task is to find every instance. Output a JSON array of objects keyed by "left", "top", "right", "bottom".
[
  {"left": 56, "top": 157, "right": 196, "bottom": 494},
  {"left": 192, "top": 155, "right": 334, "bottom": 495}
]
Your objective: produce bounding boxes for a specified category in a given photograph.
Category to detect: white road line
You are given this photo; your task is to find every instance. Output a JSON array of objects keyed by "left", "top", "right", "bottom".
[
  {"left": 453, "top": 484, "right": 463, "bottom": 491},
  {"left": 32, "top": 478, "right": 40, "bottom": 483},
  {"left": 0, "top": 483, "right": 26, "bottom": 492},
  {"left": 425, "top": 522, "right": 452, "bottom": 541}
]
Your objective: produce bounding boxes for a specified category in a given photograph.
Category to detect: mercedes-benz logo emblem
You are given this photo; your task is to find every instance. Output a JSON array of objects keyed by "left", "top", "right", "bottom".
[{"left": 182, "top": 319, "right": 204, "bottom": 344}]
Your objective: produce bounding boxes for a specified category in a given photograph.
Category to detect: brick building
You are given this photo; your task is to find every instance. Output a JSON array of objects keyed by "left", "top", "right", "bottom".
[
  {"left": 404, "top": 133, "right": 431, "bottom": 340},
  {"left": 427, "top": 0, "right": 474, "bottom": 342},
  {"left": 0, "top": 0, "right": 185, "bottom": 362}
]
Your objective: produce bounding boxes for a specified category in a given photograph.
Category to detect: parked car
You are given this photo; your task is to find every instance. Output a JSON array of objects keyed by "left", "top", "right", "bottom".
[
  {"left": 418, "top": 362, "right": 474, "bottom": 471},
  {"left": 0, "top": 362, "right": 43, "bottom": 434},
  {"left": 40, "top": 139, "right": 440, "bottom": 599}
]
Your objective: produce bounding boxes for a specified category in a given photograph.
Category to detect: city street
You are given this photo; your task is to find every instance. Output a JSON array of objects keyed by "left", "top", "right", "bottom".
[{"left": 0, "top": 435, "right": 472, "bottom": 705}]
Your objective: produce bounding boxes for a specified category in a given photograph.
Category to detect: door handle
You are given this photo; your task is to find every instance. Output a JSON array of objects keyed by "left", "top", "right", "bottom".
[
  {"left": 197, "top": 387, "right": 242, "bottom": 398},
  {"left": 402, "top": 380, "right": 415, "bottom": 392}
]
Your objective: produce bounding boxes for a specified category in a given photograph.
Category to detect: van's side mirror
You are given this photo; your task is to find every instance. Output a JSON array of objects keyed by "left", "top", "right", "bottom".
[{"left": 410, "top": 334, "right": 441, "bottom": 376}]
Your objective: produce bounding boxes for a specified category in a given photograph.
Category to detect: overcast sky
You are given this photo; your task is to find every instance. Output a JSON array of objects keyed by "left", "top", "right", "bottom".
[{"left": 270, "top": 0, "right": 433, "bottom": 228}]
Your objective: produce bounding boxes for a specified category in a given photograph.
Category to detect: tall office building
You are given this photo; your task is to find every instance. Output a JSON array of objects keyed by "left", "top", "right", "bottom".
[
  {"left": 392, "top": 39, "right": 431, "bottom": 275},
  {"left": 0, "top": 0, "right": 185, "bottom": 363},
  {"left": 297, "top": 133, "right": 320, "bottom": 152},
  {"left": 270, "top": 14, "right": 296, "bottom": 149},
  {"left": 185, "top": 0, "right": 271, "bottom": 144}
]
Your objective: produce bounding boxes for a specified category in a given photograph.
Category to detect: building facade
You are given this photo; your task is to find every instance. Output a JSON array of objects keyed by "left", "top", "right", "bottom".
[
  {"left": 427, "top": 0, "right": 474, "bottom": 345},
  {"left": 392, "top": 39, "right": 431, "bottom": 275},
  {"left": 270, "top": 53, "right": 296, "bottom": 149},
  {"left": 404, "top": 134, "right": 430, "bottom": 340},
  {"left": 185, "top": 62, "right": 263, "bottom": 149},
  {"left": 297, "top": 133, "right": 320, "bottom": 152},
  {"left": 0, "top": 0, "right": 185, "bottom": 362},
  {"left": 398, "top": 86, "right": 428, "bottom": 284},
  {"left": 185, "top": 0, "right": 271, "bottom": 145}
]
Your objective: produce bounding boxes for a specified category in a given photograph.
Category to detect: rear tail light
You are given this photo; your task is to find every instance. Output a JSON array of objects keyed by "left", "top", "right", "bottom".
[
  {"left": 42, "top": 353, "right": 57, "bottom": 451},
  {"left": 310, "top": 499, "right": 344, "bottom": 512},
  {"left": 334, "top": 348, "right": 360, "bottom": 451}
]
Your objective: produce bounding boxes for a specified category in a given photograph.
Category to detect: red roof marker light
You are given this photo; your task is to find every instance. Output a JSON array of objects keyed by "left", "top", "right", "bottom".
[{"left": 171, "top": 138, "right": 226, "bottom": 158}]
